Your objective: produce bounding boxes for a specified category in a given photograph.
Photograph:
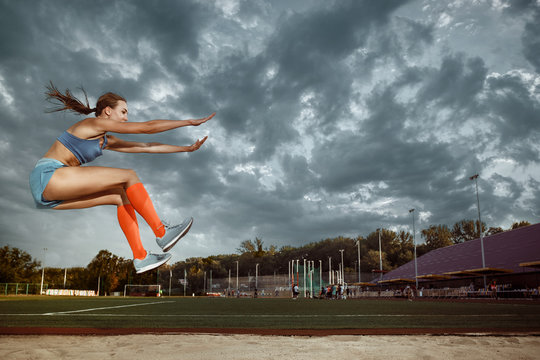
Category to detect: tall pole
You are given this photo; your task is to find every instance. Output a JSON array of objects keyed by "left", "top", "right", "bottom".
[
  {"left": 296, "top": 260, "right": 299, "bottom": 286},
  {"left": 328, "top": 257, "right": 332, "bottom": 285},
  {"left": 303, "top": 258, "right": 306, "bottom": 297},
  {"left": 378, "top": 229, "right": 383, "bottom": 282},
  {"left": 236, "top": 261, "right": 239, "bottom": 295},
  {"left": 40, "top": 248, "right": 47, "bottom": 295},
  {"left": 184, "top": 268, "right": 187, "bottom": 296},
  {"left": 255, "top": 263, "right": 259, "bottom": 290},
  {"left": 63, "top": 268, "right": 67, "bottom": 289},
  {"left": 470, "top": 174, "right": 486, "bottom": 288},
  {"left": 288, "top": 261, "right": 291, "bottom": 289},
  {"left": 319, "top": 260, "right": 322, "bottom": 293},
  {"left": 409, "top": 209, "right": 418, "bottom": 288},
  {"left": 339, "top": 249, "right": 345, "bottom": 285},
  {"left": 310, "top": 266, "right": 313, "bottom": 298},
  {"left": 228, "top": 269, "right": 231, "bottom": 296},
  {"left": 169, "top": 268, "right": 172, "bottom": 296},
  {"left": 356, "top": 239, "right": 361, "bottom": 283}
]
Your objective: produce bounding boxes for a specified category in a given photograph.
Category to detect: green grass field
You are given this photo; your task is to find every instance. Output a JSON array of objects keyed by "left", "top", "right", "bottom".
[{"left": 1, "top": 296, "right": 539, "bottom": 330}]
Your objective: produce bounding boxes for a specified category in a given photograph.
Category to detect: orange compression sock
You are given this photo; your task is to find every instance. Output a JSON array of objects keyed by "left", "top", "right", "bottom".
[
  {"left": 117, "top": 204, "right": 146, "bottom": 260},
  {"left": 125, "top": 183, "right": 166, "bottom": 238}
]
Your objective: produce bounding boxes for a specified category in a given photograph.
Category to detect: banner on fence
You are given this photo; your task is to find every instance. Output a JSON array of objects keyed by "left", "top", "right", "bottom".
[{"left": 45, "top": 289, "right": 97, "bottom": 296}]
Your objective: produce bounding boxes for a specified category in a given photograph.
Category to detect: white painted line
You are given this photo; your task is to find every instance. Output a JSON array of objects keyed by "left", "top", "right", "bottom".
[{"left": 42, "top": 300, "right": 175, "bottom": 315}]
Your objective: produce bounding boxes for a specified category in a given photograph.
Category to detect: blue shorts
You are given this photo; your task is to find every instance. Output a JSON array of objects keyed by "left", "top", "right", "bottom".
[{"left": 29, "top": 158, "right": 67, "bottom": 208}]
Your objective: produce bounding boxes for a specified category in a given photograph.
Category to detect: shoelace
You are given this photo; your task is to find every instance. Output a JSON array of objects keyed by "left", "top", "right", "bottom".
[{"left": 161, "top": 221, "right": 180, "bottom": 230}]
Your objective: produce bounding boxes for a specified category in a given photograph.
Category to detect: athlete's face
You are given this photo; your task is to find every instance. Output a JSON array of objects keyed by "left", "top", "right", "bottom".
[{"left": 106, "top": 101, "right": 128, "bottom": 122}]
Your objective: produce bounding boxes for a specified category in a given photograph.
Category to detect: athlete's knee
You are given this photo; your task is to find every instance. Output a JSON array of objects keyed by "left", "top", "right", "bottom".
[
  {"left": 109, "top": 189, "right": 127, "bottom": 207},
  {"left": 124, "top": 169, "right": 141, "bottom": 187},
  {"left": 120, "top": 189, "right": 129, "bottom": 205}
]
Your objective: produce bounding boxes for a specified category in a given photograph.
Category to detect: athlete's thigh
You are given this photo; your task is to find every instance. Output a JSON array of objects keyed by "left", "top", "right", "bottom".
[
  {"left": 53, "top": 188, "right": 129, "bottom": 210},
  {"left": 44, "top": 166, "right": 138, "bottom": 201}
]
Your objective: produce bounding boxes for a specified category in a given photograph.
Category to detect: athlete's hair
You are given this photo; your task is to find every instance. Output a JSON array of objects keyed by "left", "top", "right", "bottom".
[{"left": 45, "top": 81, "right": 126, "bottom": 116}]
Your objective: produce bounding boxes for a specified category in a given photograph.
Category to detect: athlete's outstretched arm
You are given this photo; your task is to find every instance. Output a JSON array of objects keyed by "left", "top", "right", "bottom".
[
  {"left": 94, "top": 112, "right": 215, "bottom": 134},
  {"left": 105, "top": 135, "right": 208, "bottom": 153}
]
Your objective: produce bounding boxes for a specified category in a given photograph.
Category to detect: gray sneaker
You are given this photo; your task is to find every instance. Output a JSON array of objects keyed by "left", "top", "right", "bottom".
[
  {"left": 133, "top": 252, "right": 172, "bottom": 274},
  {"left": 156, "top": 217, "right": 193, "bottom": 252}
]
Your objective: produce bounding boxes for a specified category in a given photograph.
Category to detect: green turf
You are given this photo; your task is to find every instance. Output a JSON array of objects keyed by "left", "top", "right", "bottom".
[{"left": 1, "top": 296, "right": 539, "bottom": 329}]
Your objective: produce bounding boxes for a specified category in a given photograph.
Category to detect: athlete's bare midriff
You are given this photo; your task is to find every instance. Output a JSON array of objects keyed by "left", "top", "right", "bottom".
[{"left": 43, "top": 141, "right": 82, "bottom": 167}]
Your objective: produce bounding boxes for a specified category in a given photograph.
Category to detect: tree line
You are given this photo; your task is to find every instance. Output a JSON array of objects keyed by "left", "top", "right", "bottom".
[{"left": 0, "top": 220, "right": 531, "bottom": 295}]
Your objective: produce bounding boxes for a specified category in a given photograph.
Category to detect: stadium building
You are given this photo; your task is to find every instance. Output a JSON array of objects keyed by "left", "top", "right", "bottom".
[{"left": 378, "top": 223, "right": 540, "bottom": 297}]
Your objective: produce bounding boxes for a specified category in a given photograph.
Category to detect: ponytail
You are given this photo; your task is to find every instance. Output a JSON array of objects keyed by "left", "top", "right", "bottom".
[
  {"left": 45, "top": 81, "right": 126, "bottom": 117},
  {"left": 45, "top": 82, "right": 96, "bottom": 115}
]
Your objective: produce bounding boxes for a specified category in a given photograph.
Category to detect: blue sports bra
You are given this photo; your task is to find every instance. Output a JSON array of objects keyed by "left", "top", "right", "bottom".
[{"left": 57, "top": 131, "right": 108, "bottom": 165}]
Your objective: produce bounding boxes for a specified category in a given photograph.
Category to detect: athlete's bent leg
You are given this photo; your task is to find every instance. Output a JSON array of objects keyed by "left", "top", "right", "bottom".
[
  {"left": 53, "top": 189, "right": 148, "bottom": 261},
  {"left": 118, "top": 204, "right": 147, "bottom": 260},
  {"left": 125, "top": 183, "right": 165, "bottom": 238}
]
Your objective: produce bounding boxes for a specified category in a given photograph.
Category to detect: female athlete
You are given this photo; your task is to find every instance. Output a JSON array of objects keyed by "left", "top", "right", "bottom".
[{"left": 29, "top": 83, "right": 214, "bottom": 273}]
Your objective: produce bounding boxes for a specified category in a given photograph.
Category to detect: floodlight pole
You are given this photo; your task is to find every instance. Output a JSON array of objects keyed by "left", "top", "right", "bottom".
[
  {"left": 409, "top": 209, "right": 418, "bottom": 288},
  {"left": 255, "top": 263, "right": 259, "bottom": 290},
  {"left": 319, "top": 260, "right": 322, "bottom": 295},
  {"left": 470, "top": 174, "right": 486, "bottom": 289},
  {"left": 378, "top": 229, "right": 383, "bottom": 282},
  {"left": 356, "top": 239, "right": 361, "bottom": 283},
  {"left": 235, "top": 261, "right": 239, "bottom": 295},
  {"left": 169, "top": 268, "right": 172, "bottom": 296},
  {"left": 40, "top": 248, "right": 47, "bottom": 295},
  {"left": 303, "top": 258, "right": 306, "bottom": 297},
  {"left": 339, "top": 249, "right": 345, "bottom": 286}
]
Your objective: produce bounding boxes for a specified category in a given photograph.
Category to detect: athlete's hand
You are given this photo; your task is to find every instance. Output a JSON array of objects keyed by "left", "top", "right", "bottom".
[
  {"left": 188, "top": 136, "right": 208, "bottom": 152},
  {"left": 190, "top": 112, "right": 215, "bottom": 126}
]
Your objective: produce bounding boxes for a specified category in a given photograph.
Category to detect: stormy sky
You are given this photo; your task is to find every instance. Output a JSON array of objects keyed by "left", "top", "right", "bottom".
[{"left": 0, "top": 0, "right": 538, "bottom": 268}]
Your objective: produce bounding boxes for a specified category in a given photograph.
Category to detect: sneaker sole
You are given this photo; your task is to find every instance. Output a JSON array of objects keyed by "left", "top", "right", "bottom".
[
  {"left": 135, "top": 255, "right": 171, "bottom": 274},
  {"left": 162, "top": 218, "right": 193, "bottom": 252}
]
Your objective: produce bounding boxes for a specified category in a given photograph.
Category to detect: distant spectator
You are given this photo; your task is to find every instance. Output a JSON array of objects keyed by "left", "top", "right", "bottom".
[{"left": 490, "top": 280, "right": 497, "bottom": 299}]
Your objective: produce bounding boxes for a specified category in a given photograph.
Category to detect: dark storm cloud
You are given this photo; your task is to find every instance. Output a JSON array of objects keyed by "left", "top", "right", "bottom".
[
  {"left": 484, "top": 71, "right": 540, "bottom": 139},
  {"left": 415, "top": 54, "right": 487, "bottom": 110},
  {"left": 522, "top": 10, "right": 540, "bottom": 74},
  {"left": 502, "top": 0, "right": 540, "bottom": 73},
  {"left": 203, "top": 0, "right": 412, "bottom": 161}
]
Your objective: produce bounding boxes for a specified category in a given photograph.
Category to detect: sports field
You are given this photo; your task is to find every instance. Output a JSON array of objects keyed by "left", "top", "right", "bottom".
[{"left": 1, "top": 296, "right": 539, "bottom": 334}]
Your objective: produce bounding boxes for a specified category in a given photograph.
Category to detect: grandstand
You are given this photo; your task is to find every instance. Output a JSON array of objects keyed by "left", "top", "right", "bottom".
[{"left": 378, "top": 223, "right": 540, "bottom": 296}]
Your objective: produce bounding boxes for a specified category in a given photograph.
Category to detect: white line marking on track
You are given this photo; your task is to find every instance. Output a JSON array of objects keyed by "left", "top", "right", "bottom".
[{"left": 41, "top": 300, "right": 175, "bottom": 315}]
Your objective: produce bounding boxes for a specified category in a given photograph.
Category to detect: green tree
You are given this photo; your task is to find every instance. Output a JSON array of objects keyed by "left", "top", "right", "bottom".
[
  {"left": 386, "top": 230, "right": 414, "bottom": 268},
  {"left": 486, "top": 227, "right": 504, "bottom": 236},
  {"left": 86, "top": 250, "right": 128, "bottom": 294},
  {"left": 0, "top": 246, "right": 41, "bottom": 283},
  {"left": 421, "top": 225, "right": 453, "bottom": 250},
  {"left": 511, "top": 221, "right": 530, "bottom": 229},
  {"left": 451, "top": 219, "right": 486, "bottom": 243},
  {"left": 363, "top": 249, "right": 389, "bottom": 273},
  {"left": 237, "top": 237, "right": 267, "bottom": 257},
  {"left": 237, "top": 239, "right": 256, "bottom": 254}
]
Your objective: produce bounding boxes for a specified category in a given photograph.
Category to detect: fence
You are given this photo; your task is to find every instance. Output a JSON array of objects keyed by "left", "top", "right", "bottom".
[{"left": 1, "top": 283, "right": 47, "bottom": 295}]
